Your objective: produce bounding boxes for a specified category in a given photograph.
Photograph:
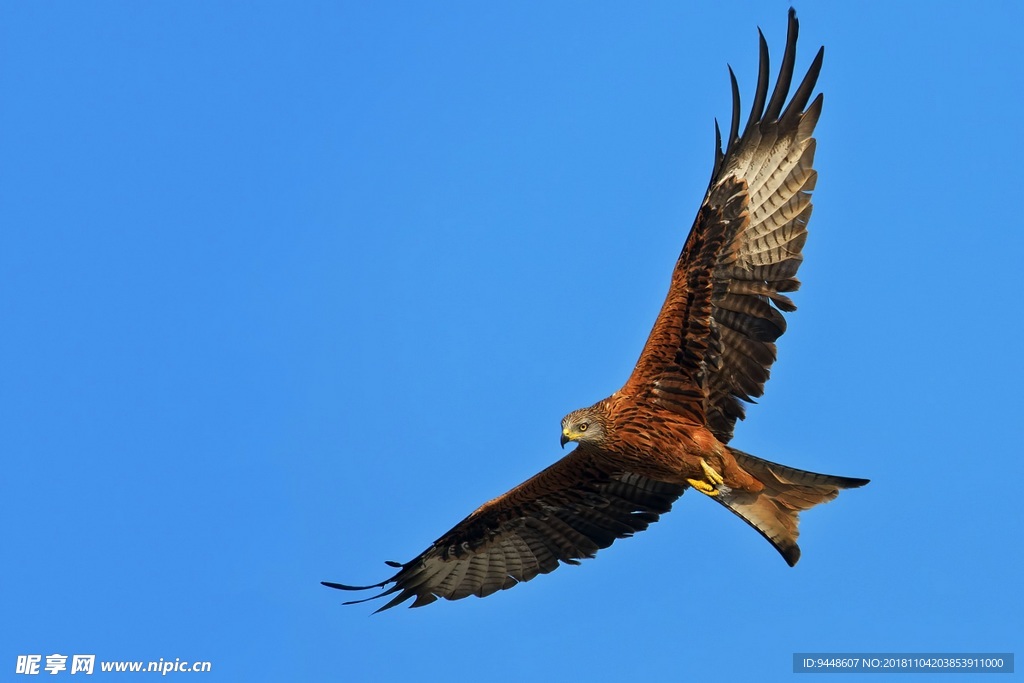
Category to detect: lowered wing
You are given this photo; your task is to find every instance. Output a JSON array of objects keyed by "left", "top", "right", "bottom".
[{"left": 323, "top": 446, "right": 684, "bottom": 612}]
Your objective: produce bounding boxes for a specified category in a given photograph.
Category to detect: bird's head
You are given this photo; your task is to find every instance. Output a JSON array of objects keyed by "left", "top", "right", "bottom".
[{"left": 560, "top": 405, "right": 608, "bottom": 448}]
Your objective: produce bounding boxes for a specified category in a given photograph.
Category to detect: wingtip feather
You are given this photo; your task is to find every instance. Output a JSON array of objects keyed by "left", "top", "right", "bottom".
[{"left": 321, "top": 579, "right": 386, "bottom": 592}]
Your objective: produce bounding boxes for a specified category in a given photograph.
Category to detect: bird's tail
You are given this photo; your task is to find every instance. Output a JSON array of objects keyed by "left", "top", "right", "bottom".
[{"left": 716, "top": 449, "right": 868, "bottom": 566}]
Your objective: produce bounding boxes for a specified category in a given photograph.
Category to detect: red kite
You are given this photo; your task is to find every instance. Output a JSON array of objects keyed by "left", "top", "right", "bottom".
[{"left": 325, "top": 9, "right": 867, "bottom": 612}]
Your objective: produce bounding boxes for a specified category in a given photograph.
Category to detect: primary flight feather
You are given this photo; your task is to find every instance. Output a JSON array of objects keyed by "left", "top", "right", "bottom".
[{"left": 324, "top": 9, "right": 867, "bottom": 612}]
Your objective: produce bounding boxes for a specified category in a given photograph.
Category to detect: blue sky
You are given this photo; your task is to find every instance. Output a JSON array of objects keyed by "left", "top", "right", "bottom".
[{"left": 2, "top": 2, "right": 1021, "bottom": 681}]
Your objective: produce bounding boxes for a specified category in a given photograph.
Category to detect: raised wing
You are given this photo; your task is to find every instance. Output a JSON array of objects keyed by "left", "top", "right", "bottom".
[
  {"left": 622, "top": 9, "right": 823, "bottom": 443},
  {"left": 323, "top": 447, "right": 684, "bottom": 612}
]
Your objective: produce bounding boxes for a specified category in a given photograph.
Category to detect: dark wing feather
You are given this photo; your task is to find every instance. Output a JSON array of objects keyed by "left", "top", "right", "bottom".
[
  {"left": 323, "top": 446, "right": 684, "bottom": 612},
  {"left": 622, "top": 9, "right": 822, "bottom": 442}
]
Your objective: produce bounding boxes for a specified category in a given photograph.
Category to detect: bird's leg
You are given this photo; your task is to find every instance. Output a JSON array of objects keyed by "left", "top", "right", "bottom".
[{"left": 686, "top": 458, "right": 725, "bottom": 496}]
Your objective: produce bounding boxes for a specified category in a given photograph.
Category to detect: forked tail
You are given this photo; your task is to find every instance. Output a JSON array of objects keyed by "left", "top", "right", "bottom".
[{"left": 717, "top": 449, "right": 868, "bottom": 566}]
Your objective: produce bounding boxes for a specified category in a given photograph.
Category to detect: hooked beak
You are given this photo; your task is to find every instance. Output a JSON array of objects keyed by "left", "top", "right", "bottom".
[{"left": 560, "top": 431, "right": 571, "bottom": 448}]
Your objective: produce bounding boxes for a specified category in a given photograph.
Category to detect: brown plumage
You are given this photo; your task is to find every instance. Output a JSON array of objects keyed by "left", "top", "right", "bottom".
[{"left": 324, "top": 9, "right": 868, "bottom": 612}]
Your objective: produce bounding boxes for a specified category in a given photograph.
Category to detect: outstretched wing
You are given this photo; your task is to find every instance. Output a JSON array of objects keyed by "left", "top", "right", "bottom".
[
  {"left": 323, "top": 447, "right": 684, "bottom": 612},
  {"left": 621, "top": 9, "right": 822, "bottom": 443}
]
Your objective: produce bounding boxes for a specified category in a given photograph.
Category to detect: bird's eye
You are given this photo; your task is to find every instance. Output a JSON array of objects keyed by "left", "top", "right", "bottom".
[{"left": 578, "top": 423, "right": 588, "bottom": 432}]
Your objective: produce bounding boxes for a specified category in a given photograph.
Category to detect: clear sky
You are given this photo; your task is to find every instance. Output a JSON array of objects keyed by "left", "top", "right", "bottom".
[{"left": 2, "top": 2, "right": 1021, "bottom": 681}]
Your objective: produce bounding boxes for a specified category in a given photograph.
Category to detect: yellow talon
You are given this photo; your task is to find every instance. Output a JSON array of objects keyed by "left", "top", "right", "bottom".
[
  {"left": 700, "top": 457, "right": 724, "bottom": 486},
  {"left": 686, "top": 478, "right": 718, "bottom": 495},
  {"left": 686, "top": 458, "right": 724, "bottom": 496}
]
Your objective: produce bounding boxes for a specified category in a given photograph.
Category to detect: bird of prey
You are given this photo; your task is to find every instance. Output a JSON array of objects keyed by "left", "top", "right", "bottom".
[{"left": 324, "top": 9, "right": 868, "bottom": 612}]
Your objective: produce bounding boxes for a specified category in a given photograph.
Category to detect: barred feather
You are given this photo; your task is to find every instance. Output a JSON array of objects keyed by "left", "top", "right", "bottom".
[{"left": 624, "top": 8, "right": 823, "bottom": 442}]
